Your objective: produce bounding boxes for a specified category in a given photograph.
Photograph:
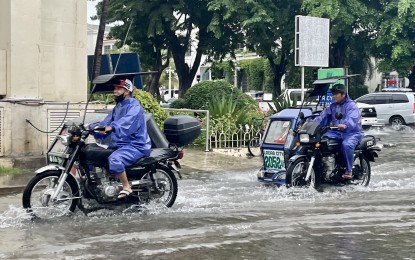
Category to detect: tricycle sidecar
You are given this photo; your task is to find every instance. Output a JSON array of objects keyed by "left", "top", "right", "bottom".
[{"left": 257, "top": 108, "right": 313, "bottom": 185}]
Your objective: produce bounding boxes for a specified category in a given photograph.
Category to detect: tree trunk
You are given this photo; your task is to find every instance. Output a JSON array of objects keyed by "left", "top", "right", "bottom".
[
  {"left": 92, "top": 0, "right": 109, "bottom": 81},
  {"left": 267, "top": 54, "right": 286, "bottom": 99}
]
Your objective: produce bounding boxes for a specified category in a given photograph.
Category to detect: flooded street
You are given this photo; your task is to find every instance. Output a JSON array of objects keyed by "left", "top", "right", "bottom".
[{"left": 1, "top": 127, "right": 415, "bottom": 259}]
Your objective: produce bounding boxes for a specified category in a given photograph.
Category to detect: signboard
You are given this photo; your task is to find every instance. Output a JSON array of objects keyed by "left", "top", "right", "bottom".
[
  {"left": 317, "top": 68, "right": 345, "bottom": 103},
  {"left": 295, "top": 16, "right": 330, "bottom": 67}
]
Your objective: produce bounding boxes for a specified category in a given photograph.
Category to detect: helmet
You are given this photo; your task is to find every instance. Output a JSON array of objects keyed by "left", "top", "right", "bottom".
[
  {"left": 114, "top": 79, "right": 133, "bottom": 92},
  {"left": 331, "top": 83, "right": 347, "bottom": 94}
]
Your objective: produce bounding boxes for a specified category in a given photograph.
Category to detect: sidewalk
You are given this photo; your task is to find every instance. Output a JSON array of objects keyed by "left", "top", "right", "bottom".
[{"left": 0, "top": 149, "right": 262, "bottom": 195}]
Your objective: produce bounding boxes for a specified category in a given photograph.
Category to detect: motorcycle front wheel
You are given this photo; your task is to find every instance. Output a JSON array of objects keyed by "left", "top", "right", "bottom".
[
  {"left": 286, "top": 157, "right": 317, "bottom": 189},
  {"left": 22, "top": 171, "right": 79, "bottom": 218},
  {"left": 138, "top": 165, "right": 178, "bottom": 207}
]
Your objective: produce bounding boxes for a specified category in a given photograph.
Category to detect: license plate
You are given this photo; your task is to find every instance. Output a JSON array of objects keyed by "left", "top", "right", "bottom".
[{"left": 263, "top": 150, "right": 285, "bottom": 170}]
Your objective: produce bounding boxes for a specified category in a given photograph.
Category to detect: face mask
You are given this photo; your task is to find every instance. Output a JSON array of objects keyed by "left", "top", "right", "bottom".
[{"left": 114, "top": 94, "right": 125, "bottom": 103}]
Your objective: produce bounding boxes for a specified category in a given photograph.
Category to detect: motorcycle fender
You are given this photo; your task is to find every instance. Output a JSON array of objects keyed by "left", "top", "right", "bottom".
[
  {"left": 35, "top": 164, "right": 65, "bottom": 174},
  {"left": 34, "top": 164, "right": 81, "bottom": 192},
  {"left": 287, "top": 154, "right": 307, "bottom": 164}
]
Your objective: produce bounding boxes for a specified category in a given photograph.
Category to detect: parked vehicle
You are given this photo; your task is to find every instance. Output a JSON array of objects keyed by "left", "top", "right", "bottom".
[
  {"left": 356, "top": 89, "right": 415, "bottom": 128},
  {"left": 356, "top": 103, "right": 379, "bottom": 129},
  {"left": 160, "top": 98, "right": 177, "bottom": 108},
  {"left": 22, "top": 73, "right": 201, "bottom": 218},
  {"left": 285, "top": 112, "right": 381, "bottom": 189}
]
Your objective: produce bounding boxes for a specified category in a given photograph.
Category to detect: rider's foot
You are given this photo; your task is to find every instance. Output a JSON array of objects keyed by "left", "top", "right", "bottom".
[
  {"left": 341, "top": 171, "right": 353, "bottom": 180},
  {"left": 118, "top": 188, "right": 133, "bottom": 200}
]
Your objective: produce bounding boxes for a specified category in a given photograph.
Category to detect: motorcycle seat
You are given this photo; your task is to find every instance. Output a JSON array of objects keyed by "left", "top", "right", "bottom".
[
  {"left": 81, "top": 144, "right": 177, "bottom": 167},
  {"left": 356, "top": 135, "right": 375, "bottom": 150},
  {"left": 133, "top": 148, "right": 178, "bottom": 167}
]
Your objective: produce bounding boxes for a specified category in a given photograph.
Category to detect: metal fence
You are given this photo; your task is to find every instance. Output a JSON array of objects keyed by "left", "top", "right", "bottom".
[{"left": 163, "top": 108, "right": 263, "bottom": 151}]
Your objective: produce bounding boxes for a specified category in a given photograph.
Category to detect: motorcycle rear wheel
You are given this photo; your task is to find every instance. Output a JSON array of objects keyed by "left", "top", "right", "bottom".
[
  {"left": 138, "top": 165, "right": 178, "bottom": 207},
  {"left": 22, "top": 171, "right": 79, "bottom": 218},
  {"left": 352, "top": 156, "right": 371, "bottom": 186},
  {"left": 286, "top": 157, "right": 317, "bottom": 189}
]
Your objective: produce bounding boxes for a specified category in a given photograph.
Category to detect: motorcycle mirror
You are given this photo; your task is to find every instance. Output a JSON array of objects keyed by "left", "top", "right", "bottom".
[{"left": 335, "top": 112, "right": 343, "bottom": 120}]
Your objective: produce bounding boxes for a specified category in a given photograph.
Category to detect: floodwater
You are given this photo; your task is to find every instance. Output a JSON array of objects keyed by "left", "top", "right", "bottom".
[{"left": 1, "top": 127, "right": 415, "bottom": 259}]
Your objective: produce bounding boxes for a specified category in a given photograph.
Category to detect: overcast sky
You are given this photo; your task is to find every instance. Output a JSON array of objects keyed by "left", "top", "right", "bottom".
[{"left": 87, "top": 0, "right": 99, "bottom": 25}]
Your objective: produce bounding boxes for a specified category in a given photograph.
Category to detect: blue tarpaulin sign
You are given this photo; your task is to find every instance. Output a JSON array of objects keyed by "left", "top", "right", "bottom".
[{"left": 88, "top": 53, "right": 144, "bottom": 89}]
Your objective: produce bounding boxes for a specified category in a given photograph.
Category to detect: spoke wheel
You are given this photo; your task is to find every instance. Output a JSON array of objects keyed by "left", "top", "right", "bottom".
[
  {"left": 140, "top": 166, "right": 178, "bottom": 207},
  {"left": 248, "top": 134, "right": 263, "bottom": 157},
  {"left": 22, "top": 171, "right": 79, "bottom": 218},
  {"left": 352, "top": 156, "right": 371, "bottom": 186},
  {"left": 286, "top": 158, "right": 316, "bottom": 188}
]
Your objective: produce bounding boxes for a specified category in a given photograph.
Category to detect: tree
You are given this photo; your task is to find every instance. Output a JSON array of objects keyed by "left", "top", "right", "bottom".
[
  {"left": 303, "top": 0, "right": 379, "bottom": 88},
  {"left": 209, "top": 0, "right": 304, "bottom": 98},
  {"left": 104, "top": 0, "right": 242, "bottom": 98},
  {"left": 371, "top": 0, "right": 415, "bottom": 90},
  {"left": 91, "top": 0, "right": 109, "bottom": 81}
]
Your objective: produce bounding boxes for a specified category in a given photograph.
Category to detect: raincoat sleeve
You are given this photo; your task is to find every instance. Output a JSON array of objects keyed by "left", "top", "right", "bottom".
[
  {"left": 109, "top": 105, "right": 142, "bottom": 137},
  {"left": 312, "top": 106, "right": 332, "bottom": 127},
  {"left": 342, "top": 102, "right": 361, "bottom": 131},
  {"left": 89, "top": 111, "right": 114, "bottom": 139}
]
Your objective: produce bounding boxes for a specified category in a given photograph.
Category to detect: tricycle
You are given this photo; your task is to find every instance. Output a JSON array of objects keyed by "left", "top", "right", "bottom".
[{"left": 257, "top": 75, "right": 381, "bottom": 188}]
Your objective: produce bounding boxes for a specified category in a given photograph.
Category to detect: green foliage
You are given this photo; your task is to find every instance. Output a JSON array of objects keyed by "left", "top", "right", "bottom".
[
  {"left": 0, "top": 166, "right": 24, "bottom": 175},
  {"left": 348, "top": 84, "right": 369, "bottom": 100},
  {"left": 207, "top": 95, "right": 250, "bottom": 128},
  {"left": 133, "top": 90, "right": 168, "bottom": 129},
  {"left": 169, "top": 98, "right": 188, "bottom": 109},
  {"left": 269, "top": 94, "right": 298, "bottom": 113},
  {"left": 183, "top": 80, "right": 257, "bottom": 110}
]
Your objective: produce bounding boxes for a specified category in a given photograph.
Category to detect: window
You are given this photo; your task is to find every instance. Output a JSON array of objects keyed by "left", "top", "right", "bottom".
[
  {"left": 392, "top": 94, "right": 409, "bottom": 103},
  {"left": 264, "top": 120, "right": 291, "bottom": 144},
  {"left": 373, "top": 94, "right": 392, "bottom": 104},
  {"left": 356, "top": 95, "right": 375, "bottom": 104},
  {"left": 103, "top": 45, "right": 111, "bottom": 54}
]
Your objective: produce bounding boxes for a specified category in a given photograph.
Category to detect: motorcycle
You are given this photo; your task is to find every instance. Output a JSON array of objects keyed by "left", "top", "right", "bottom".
[
  {"left": 22, "top": 73, "right": 201, "bottom": 218},
  {"left": 285, "top": 112, "right": 381, "bottom": 189}
]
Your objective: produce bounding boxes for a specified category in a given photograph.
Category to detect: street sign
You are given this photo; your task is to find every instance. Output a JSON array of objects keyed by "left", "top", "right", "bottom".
[{"left": 295, "top": 16, "right": 330, "bottom": 67}]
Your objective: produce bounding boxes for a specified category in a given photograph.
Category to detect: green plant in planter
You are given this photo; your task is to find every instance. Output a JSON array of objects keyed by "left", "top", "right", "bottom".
[
  {"left": 268, "top": 94, "right": 298, "bottom": 113},
  {"left": 133, "top": 90, "right": 168, "bottom": 130}
]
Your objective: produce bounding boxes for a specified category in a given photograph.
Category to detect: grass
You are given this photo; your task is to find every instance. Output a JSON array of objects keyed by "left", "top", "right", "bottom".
[{"left": 0, "top": 166, "right": 25, "bottom": 175}]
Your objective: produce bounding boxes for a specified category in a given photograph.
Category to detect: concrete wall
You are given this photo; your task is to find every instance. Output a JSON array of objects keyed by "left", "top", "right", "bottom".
[{"left": 0, "top": 0, "right": 88, "bottom": 156}]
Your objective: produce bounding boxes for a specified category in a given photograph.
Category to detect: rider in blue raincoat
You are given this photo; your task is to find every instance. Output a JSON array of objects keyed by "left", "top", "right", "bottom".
[
  {"left": 90, "top": 79, "right": 151, "bottom": 199},
  {"left": 313, "top": 83, "right": 364, "bottom": 180}
]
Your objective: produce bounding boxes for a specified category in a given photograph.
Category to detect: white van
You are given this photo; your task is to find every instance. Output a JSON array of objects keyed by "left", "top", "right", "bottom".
[{"left": 356, "top": 90, "right": 415, "bottom": 127}]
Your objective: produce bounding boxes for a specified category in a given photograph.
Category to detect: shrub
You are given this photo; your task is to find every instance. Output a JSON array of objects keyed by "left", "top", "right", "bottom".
[
  {"left": 170, "top": 98, "right": 188, "bottom": 109},
  {"left": 184, "top": 80, "right": 257, "bottom": 110},
  {"left": 133, "top": 90, "right": 168, "bottom": 129}
]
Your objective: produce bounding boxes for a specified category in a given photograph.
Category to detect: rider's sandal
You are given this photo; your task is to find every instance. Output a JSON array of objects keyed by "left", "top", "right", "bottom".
[
  {"left": 341, "top": 174, "right": 353, "bottom": 180},
  {"left": 118, "top": 189, "right": 132, "bottom": 200}
]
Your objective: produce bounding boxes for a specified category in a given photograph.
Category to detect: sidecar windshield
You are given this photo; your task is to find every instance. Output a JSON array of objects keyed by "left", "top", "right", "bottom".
[{"left": 264, "top": 120, "right": 291, "bottom": 144}]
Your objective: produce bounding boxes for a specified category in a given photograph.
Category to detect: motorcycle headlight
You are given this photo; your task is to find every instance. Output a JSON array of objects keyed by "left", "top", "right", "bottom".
[
  {"left": 299, "top": 134, "right": 310, "bottom": 143},
  {"left": 59, "top": 134, "right": 71, "bottom": 146}
]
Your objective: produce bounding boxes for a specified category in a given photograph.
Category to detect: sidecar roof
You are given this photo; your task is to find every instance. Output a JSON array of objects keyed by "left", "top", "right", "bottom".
[
  {"left": 308, "top": 74, "right": 359, "bottom": 97},
  {"left": 91, "top": 72, "right": 156, "bottom": 93},
  {"left": 270, "top": 108, "right": 313, "bottom": 120}
]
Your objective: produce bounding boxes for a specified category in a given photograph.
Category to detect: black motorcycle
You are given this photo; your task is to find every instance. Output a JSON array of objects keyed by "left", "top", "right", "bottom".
[
  {"left": 22, "top": 73, "right": 201, "bottom": 218},
  {"left": 285, "top": 112, "right": 381, "bottom": 189}
]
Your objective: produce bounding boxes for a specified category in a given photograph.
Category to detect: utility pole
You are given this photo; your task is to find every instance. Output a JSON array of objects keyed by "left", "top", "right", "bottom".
[
  {"left": 91, "top": 0, "right": 109, "bottom": 82},
  {"left": 166, "top": 67, "right": 174, "bottom": 98}
]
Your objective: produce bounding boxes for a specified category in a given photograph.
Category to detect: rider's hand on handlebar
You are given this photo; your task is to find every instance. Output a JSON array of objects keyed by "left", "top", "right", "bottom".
[{"left": 337, "top": 124, "right": 347, "bottom": 130}]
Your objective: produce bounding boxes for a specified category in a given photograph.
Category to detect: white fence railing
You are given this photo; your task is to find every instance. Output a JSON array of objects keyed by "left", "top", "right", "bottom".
[{"left": 163, "top": 108, "right": 264, "bottom": 151}]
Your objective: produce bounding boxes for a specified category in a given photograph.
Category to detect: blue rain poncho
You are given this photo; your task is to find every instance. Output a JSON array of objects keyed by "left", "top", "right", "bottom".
[
  {"left": 90, "top": 98, "right": 151, "bottom": 174},
  {"left": 313, "top": 95, "right": 364, "bottom": 172}
]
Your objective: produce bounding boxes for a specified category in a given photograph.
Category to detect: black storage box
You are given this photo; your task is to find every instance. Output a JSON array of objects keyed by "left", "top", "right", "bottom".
[{"left": 164, "top": 115, "right": 201, "bottom": 146}]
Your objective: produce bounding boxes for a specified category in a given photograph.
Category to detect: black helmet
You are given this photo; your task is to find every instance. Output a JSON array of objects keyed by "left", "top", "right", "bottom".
[{"left": 331, "top": 83, "right": 347, "bottom": 94}]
